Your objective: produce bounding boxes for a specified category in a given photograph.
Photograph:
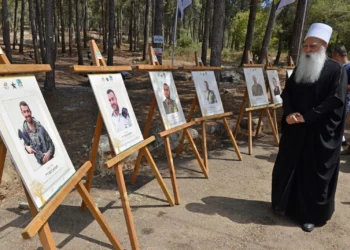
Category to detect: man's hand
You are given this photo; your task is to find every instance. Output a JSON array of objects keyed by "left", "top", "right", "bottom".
[
  {"left": 286, "top": 113, "right": 299, "bottom": 124},
  {"left": 42, "top": 152, "right": 51, "bottom": 164},
  {"left": 295, "top": 113, "right": 305, "bottom": 123},
  {"left": 25, "top": 145, "right": 36, "bottom": 154}
]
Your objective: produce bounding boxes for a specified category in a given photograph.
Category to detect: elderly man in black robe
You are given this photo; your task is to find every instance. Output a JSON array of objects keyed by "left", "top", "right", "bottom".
[{"left": 272, "top": 23, "right": 348, "bottom": 232}]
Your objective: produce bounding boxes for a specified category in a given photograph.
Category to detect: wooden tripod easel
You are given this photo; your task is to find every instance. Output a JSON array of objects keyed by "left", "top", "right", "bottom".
[
  {"left": 131, "top": 46, "right": 209, "bottom": 205},
  {"left": 175, "top": 52, "right": 242, "bottom": 171},
  {"left": 71, "top": 40, "right": 174, "bottom": 250},
  {"left": 0, "top": 48, "right": 123, "bottom": 250},
  {"left": 233, "top": 51, "right": 279, "bottom": 155}
]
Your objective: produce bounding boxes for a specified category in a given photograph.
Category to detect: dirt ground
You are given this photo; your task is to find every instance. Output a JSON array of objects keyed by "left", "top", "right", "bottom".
[{"left": 2, "top": 44, "right": 348, "bottom": 250}]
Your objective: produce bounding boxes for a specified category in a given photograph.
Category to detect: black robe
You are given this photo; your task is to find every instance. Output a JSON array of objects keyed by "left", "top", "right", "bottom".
[{"left": 272, "top": 58, "right": 348, "bottom": 225}]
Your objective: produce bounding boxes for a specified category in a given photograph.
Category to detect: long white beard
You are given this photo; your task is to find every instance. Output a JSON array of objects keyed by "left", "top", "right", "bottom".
[{"left": 295, "top": 46, "right": 327, "bottom": 84}]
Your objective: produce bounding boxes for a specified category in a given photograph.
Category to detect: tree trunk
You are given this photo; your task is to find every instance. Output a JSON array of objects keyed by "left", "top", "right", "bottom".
[
  {"left": 83, "top": 0, "right": 88, "bottom": 48},
  {"left": 76, "top": 0, "right": 84, "bottom": 64},
  {"left": 60, "top": 0, "right": 66, "bottom": 53},
  {"left": 142, "top": 0, "right": 151, "bottom": 60},
  {"left": 44, "top": 0, "right": 56, "bottom": 90},
  {"left": 201, "top": 0, "right": 213, "bottom": 65},
  {"left": 13, "top": 0, "right": 19, "bottom": 50},
  {"left": 257, "top": 2, "right": 276, "bottom": 64},
  {"left": 103, "top": 0, "right": 108, "bottom": 53},
  {"left": 289, "top": 0, "right": 309, "bottom": 64},
  {"left": 133, "top": 3, "right": 137, "bottom": 52},
  {"left": 210, "top": 0, "right": 225, "bottom": 80},
  {"left": 116, "top": 8, "right": 121, "bottom": 49},
  {"left": 36, "top": 0, "right": 45, "bottom": 63},
  {"left": 53, "top": 0, "right": 59, "bottom": 59},
  {"left": 153, "top": 0, "right": 163, "bottom": 64},
  {"left": 241, "top": 0, "right": 258, "bottom": 65},
  {"left": 107, "top": 0, "right": 115, "bottom": 65},
  {"left": 68, "top": 0, "right": 73, "bottom": 55},
  {"left": 129, "top": 0, "right": 135, "bottom": 51},
  {"left": 28, "top": 0, "right": 40, "bottom": 63},
  {"left": 274, "top": 33, "right": 283, "bottom": 65},
  {"left": 2, "top": 0, "right": 13, "bottom": 62}
]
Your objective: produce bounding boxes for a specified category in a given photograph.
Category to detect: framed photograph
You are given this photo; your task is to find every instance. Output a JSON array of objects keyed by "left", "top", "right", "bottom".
[
  {"left": 89, "top": 74, "right": 143, "bottom": 154},
  {"left": 149, "top": 72, "right": 186, "bottom": 130},
  {"left": 243, "top": 67, "right": 269, "bottom": 107},
  {"left": 0, "top": 76, "right": 76, "bottom": 209},
  {"left": 266, "top": 70, "right": 283, "bottom": 105},
  {"left": 191, "top": 71, "right": 224, "bottom": 116}
]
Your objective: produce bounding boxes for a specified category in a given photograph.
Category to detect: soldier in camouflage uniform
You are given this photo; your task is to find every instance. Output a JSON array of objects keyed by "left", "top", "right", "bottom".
[
  {"left": 19, "top": 101, "right": 55, "bottom": 165},
  {"left": 163, "top": 83, "right": 178, "bottom": 114},
  {"left": 204, "top": 81, "right": 217, "bottom": 104}
]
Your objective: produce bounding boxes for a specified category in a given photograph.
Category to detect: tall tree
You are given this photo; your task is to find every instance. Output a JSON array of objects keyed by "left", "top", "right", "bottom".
[
  {"left": 68, "top": 0, "right": 73, "bottom": 55},
  {"left": 107, "top": 0, "right": 115, "bottom": 65},
  {"left": 289, "top": 0, "right": 309, "bottom": 63},
  {"left": 153, "top": 0, "right": 163, "bottom": 64},
  {"left": 142, "top": 0, "right": 151, "bottom": 60},
  {"left": 241, "top": 0, "right": 258, "bottom": 65},
  {"left": 103, "top": 0, "right": 108, "bottom": 52},
  {"left": 13, "top": 0, "right": 19, "bottom": 50},
  {"left": 76, "top": 0, "right": 84, "bottom": 64},
  {"left": 44, "top": 0, "right": 56, "bottom": 90},
  {"left": 59, "top": 0, "right": 66, "bottom": 53},
  {"left": 19, "top": 0, "right": 26, "bottom": 53},
  {"left": 201, "top": 0, "right": 213, "bottom": 65},
  {"left": 28, "top": 0, "right": 40, "bottom": 63},
  {"left": 210, "top": 0, "right": 225, "bottom": 80},
  {"left": 83, "top": 0, "right": 88, "bottom": 48},
  {"left": 2, "top": 0, "right": 13, "bottom": 62},
  {"left": 258, "top": 2, "right": 277, "bottom": 63},
  {"left": 36, "top": 0, "right": 46, "bottom": 63},
  {"left": 129, "top": 0, "right": 135, "bottom": 51}
]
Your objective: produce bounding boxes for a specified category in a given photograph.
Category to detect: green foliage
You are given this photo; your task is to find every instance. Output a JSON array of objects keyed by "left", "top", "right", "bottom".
[{"left": 177, "top": 28, "right": 194, "bottom": 47}]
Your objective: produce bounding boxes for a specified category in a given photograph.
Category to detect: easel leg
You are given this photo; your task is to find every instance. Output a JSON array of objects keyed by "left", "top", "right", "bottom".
[
  {"left": 164, "top": 136, "right": 180, "bottom": 205},
  {"left": 265, "top": 108, "right": 279, "bottom": 146},
  {"left": 184, "top": 128, "right": 209, "bottom": 178},
  {"left": 143, "top": 147, "right": 175, "bottom": 206},
  {"left": 114, "top": 164, "right": 139, "bottom": 250},
  {"left": 76, "top": 182, "right": 123, "bottom": 250},
  {"left": 176, "top": 97, "right": 198, "bottom": 156},
  {"left": 131, "top": 96, "right": 156, "bottom": 184},
  {"left": 248, "top": 111, "right": 253, "bottom": 155},
  {"left": 233, "top": 91, "right": 248, "bottom": 137},
  {"left": 201, "top": 121, "right": 209, "bottom": 172},
  {"left": 24, "top": 187, "right": 56, "bottom": 250},
  {"left": 81, "top": 112, "right": 104, "bottom": 211},
  {"left": 222, "top": 117, "right": 243, "bottom": 161},
  {"left": 255, "top": 110, "right": 263, "bottom": 137},
  {"left": 0, "top": 139, "right": 7, "bottom": 184}
]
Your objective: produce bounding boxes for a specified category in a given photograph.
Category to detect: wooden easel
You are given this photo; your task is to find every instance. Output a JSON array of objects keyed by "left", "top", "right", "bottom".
[
  {"left": 233, "top": 51, "right": 279, "bottom": 155},
  {"left": 175, "top": 52, "right": 242, "bottom": 171},
  {"left": 283, "top": 55, "right": 295, "bottom": 78},
  {"left": 131, "top": 46, "right": 209, "bottom": 205},
  {"left": 0, "top": 48, "right": 123, "bottom": 249},
  {"left": 71, "top": 40, "right": 174, "bottom": 250}
]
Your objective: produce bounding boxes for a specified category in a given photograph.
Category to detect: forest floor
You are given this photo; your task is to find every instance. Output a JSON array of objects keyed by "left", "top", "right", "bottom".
[{"left": 1, "top": 40, "right": 350, "bottom": 249}]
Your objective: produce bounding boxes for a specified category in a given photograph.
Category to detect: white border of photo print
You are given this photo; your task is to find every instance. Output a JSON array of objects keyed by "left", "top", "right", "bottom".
[
  {"left": 243, "top": 67, "right": 269, "bottom": 107},
  {"left": 89, "top": 74, "right": 143, "bottom": 155},
  {"left": 192, "top": 71, "right": 224, "bottom": 116},
  {"left": 266, "top": 70, "right": 283, "bottom": 105},
  {"left": 149, "top": 72, "right": 186, "bottom": 130},
  {"left": 0, "top": 76, "right": 76, "bottom": 209},
  {"left": 287, "top": 69, "right": 294, "bottom": 79}
]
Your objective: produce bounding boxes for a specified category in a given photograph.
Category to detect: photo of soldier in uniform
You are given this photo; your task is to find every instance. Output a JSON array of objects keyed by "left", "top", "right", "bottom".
[
  {"left": 163, "top": 83, "right": 179, "bottom": 114},
  {"left": 244, "top": 67, "right": 269, "bottom": 107},
  {"left": 18, "top": 101, "right": 55, "bottom": 165},
  {"left": 266, "top": 70, "right": 283, "bottom": 105},
  {"left": 107, "top": 89, "right": 132, "bottom": 133},
  {"left": 204, "top": 81, "right": 217, "bottom": 104},
  {"left": 272, "top": 78, "right": 281, "bottom": 96}
]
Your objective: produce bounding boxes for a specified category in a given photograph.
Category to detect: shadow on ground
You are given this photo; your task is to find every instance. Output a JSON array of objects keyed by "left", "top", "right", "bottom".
[{"left": 186, "top": 196, "right": 296, "bottom": 227}]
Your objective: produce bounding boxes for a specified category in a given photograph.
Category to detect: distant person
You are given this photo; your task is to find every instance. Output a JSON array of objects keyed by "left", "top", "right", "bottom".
[
  {"left": 163, "top": 83, "right": 178, "bottom": 114},
  {"left": 204, "top": 81, "right": 217, "bottom": 104},
  {"left": 18, "top": 101, "right": 55, "bottom": 165},
  {"left": 332, "top": 45, "right": 350, "bottom": 154},
  {"left": 272, "top": 77, "right": 281, "bottom": 96},
  {"left": 107, "top": 89, "right": 132, "bottom": 132},
  {"left": 251, "top": 75, "right": 264, "bottom": 96}
]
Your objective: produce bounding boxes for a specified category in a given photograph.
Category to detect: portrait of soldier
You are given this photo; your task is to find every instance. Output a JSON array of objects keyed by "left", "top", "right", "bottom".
[
  {"left": 204, "top": 81, "right": 217, "bottom": 104},
  {"left": 18, "top": 101, "right": 55, "bottom": 165},
  {"left": 107, "top": 89, "right": 132, "bottom": 133},
  {"left": 272, "top": 77, "right": 281, "bottom": 96},
  {"left": 163, "top": 83, "right": 178, "bottom": 114},
  {"left": 251, "top": 75, "right": 264, "bottom": 96}
]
